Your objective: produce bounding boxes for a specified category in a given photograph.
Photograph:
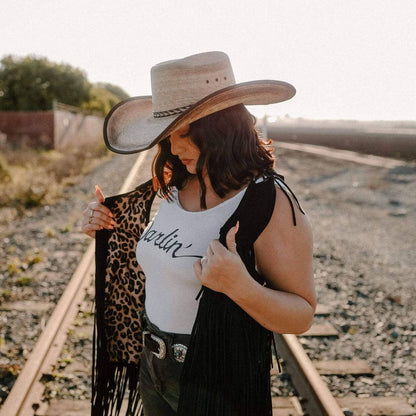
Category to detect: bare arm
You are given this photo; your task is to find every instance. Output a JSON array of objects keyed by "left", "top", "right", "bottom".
[
  {"left": 235, "top": 187, "right": 315, "bottom": 333},
  {"left": 194, "top": 187, "right": 316, "bottom": 334}
]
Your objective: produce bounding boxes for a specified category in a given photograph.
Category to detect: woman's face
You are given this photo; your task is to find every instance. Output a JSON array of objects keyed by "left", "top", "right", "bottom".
[{"left": 169, "top": 124, "right": 201, "bottom": 174}]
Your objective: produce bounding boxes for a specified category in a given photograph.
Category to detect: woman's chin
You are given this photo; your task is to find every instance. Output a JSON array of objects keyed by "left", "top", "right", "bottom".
[{"left": 186, "top": 166, "right": 197, "bottom": 174}]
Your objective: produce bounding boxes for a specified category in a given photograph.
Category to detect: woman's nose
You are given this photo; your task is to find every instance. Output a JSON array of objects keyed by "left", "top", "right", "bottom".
[{"left": 169, "top": 135, "right": 182, "bottom": 155}]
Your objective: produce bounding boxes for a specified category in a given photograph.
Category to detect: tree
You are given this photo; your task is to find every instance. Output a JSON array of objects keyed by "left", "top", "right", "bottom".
[
  {"left": 0, "top": 55, "right": 91, "bottom": 111},
  {"left": 96, "top": 82, "right": 129, "bottom": 101},
  {"left": 82, "top": 86, "right": 121, "bottom": 116}
]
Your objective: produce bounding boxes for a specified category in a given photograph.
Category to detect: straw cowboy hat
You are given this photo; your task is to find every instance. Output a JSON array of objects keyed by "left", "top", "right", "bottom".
[{"left": 104, "top": 51, "right": 296, "bottom": 154}]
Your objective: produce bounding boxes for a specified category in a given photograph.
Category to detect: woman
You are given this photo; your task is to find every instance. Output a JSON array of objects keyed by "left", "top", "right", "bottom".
[{"left": 82, "top": 51, "right": 315, "bottom": 416}]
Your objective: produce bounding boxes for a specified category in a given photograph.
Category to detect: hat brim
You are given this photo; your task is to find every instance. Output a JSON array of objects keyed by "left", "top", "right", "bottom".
[{"left": 104, "top": 80, "right": 295, "bottom": 154}]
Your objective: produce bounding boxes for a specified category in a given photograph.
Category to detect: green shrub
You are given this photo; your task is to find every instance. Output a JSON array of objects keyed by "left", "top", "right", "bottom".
[
  {"left": 14, "top": 185, "right": 48, "bottom": 208},
  {"left": 0, "top": 155, "right": 11, "bottom": 183}
]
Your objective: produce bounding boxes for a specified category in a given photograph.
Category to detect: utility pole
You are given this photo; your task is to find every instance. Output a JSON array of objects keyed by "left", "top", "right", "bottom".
[{"left": 262, "top": 113, "right": 268, "bottom": 140}]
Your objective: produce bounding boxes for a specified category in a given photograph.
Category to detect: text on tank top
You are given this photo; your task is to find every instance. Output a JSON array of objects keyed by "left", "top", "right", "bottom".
[{"left": 136, "top": 186, "right": 247, "bottom": 334}]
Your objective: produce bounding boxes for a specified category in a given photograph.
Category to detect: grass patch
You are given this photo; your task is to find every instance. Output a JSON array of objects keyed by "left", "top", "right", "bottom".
[
  {"left": 0, "top": 289, "right": 12, "bottom": 302},
  {"left": 0, "top": 143, "right": 110, "bottom": 218},
  {"left": 43, "top": 227, "right": 57, "bottom": 238},
  {"left": 7, "top": 261, "right": 20, "bottom": 276},
  {"left": 25, "top": 253, "right": 44, "bottom": 265},
  {"left": 15, "top": 276, "right": 33, "bottom": 286}
]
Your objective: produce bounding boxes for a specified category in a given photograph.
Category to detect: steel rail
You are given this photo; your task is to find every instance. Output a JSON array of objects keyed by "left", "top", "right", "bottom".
[
  {"left": 274, "top": 333, "right": 344, "bottom": 416},
  {"left": 277, "top": 141, "right": 407, "bottom": 169},
  {"left": 1, "top": 151, "right": 149, "bottom": 416}
]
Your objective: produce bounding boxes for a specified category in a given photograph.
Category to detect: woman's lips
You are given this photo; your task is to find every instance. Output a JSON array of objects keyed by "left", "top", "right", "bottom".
[{"left": 181, "top": 159, "right": 192, "bottom": 165}]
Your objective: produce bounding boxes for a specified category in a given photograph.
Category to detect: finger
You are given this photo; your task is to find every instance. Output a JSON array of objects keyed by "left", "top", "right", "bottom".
[
  {"left": 84, "top": 201, "right": 114, "bottom": 221},
  {"left": 81, "top": 223, "right": 102, "bottom": 239},
  {"left": 83, "top": 220, "right": 103, "bottom": 230},
  {"left": 226, "top": 221, "right": 239, "bottom": 254},
  {"left": 82, "top": 223, "right": 101, "bottom": 233},
  {"left": 94, "top": 185, "right": 114, "bottom": 219},
  {"left": 87, "top": 201, "right": 114, "bottom": 219},
  {"left": 90, "top": 209, "right": 115, "bottom": 225},
  {"left": 95, "top": 184, "right": 105, "bottom": 203},
  {"left": 82, "top": 207, "right": 114, "bottom": 231},
  {"left": 89, "top": 215, "right": 114, "bottom": 229},
  {"left": 83, "top": 205, "right": 114, "bottom": 228},
  {"left": 83, "top": 206, "right": 92, "bottom": 217},
  {"left": 200, "top": 256, "right": 209, "bottom": 268},
  {"left": 193, "top": 259, "right": 203, "bottom": 281},
  {"left": 84, "top": 229, "right": 96, "bottom": 239},
  {"left": 209, "top": 239, "right": 225, "bottom": 255}
]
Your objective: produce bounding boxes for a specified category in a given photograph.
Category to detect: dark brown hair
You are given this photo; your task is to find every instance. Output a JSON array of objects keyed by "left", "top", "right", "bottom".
[{"left": 152, "top": 104, "right": 275, "bottom": 208}]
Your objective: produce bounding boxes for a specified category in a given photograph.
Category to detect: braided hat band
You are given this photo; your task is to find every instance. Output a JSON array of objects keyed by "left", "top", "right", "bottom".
[{"left": 153, "top": 105, "right": 192, "bottom": 118}]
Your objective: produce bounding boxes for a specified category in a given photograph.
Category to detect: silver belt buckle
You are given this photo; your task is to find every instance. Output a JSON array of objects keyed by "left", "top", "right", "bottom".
[
  {"left": 143, "top": 331, "right": 166, "bottom": 359},
  {"left": 172, "top": 343, "right": 187, "bottom": 363}
]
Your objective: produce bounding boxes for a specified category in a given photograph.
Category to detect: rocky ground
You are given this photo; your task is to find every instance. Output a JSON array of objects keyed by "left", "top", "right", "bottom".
[
  {"left": 0, "top": 152, "right": 140, "bottom": 404},
  {"left": 0, "top": 144, "right": 415, "bottom": 410},
  {"left": 275, "top": 148, "right": 416, "bottom": 406}
]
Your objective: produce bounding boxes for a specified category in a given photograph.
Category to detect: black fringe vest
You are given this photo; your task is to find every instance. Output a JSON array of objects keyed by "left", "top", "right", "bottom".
[{"left": 92, "top": 172, "right": 303, "bottom": 416}]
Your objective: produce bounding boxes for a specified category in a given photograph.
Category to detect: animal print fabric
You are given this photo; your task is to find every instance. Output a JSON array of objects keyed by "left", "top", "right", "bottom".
[{"left": 101, "top": 180, "right": 157, "bottom": 364}]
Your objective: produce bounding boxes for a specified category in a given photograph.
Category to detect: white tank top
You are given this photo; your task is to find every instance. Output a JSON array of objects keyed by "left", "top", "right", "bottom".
[{"left": 136, "top": 187, "right": 246, "bottom": 334}]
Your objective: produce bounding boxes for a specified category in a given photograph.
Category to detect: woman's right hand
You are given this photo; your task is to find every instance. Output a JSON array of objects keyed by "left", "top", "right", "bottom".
[{"left": 81, "top": 185, "right": 116, "bottom": 238}]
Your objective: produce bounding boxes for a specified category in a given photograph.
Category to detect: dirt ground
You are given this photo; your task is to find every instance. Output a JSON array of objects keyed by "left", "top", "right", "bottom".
[{"left": 1, "top": 144, "right": 415, "bottom": 407}]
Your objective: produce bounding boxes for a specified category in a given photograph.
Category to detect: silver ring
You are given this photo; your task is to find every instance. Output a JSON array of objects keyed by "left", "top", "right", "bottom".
[{"left": 201, "top": 256, "right": 208, "bottom": 264}]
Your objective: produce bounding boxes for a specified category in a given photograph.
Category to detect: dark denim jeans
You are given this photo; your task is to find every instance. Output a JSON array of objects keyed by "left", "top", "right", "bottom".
[{"left": 139, "top": 313, "right": 191, "bottom": 416}]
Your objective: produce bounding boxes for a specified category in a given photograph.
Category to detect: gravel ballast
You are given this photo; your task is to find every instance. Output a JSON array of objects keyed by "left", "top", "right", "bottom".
[{"left": 1, "top": 146, "right": 415, "bottom": 410}]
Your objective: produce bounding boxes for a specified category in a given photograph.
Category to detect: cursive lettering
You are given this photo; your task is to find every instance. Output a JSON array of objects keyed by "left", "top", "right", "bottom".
[{"left": 141, "top": 223, "right": 202, "bottom": 259}]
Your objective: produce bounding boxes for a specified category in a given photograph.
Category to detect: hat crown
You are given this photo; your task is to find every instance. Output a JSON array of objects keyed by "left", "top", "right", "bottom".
[{"left": 151, "top": 51, "right": 236, "bottom": 114}]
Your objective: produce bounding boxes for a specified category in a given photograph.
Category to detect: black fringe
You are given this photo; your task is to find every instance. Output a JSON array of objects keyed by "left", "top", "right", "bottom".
[
  {"left": 91, "top": 360, "right": 141, "bottom": 416},
  {"left": 91, "top": 181, "right": 157, "bottom": 416},
  {"left": 273, "top": 173, "right": 305, "bottom": 226},
  {"left": 92, "top": 210, "right": 145, "bottom": 416},
  {"left": 177, "top": 176, "right": 278, "bottom": 416},
  {"left": 177, "top": 173, "right": 303, "bottom": 415},
  {"left": 178, "top": 289, "right": 273, "bottom": 416}
]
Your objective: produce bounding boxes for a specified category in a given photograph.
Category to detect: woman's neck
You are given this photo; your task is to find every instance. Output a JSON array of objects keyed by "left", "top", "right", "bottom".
[{"left": 179, "top": 176, "right": 245, "bottom": 212}]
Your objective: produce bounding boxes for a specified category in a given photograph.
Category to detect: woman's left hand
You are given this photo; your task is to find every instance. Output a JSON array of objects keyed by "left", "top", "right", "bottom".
[{"left": 193, "top": 222, "right": 252, "bottom": 298}]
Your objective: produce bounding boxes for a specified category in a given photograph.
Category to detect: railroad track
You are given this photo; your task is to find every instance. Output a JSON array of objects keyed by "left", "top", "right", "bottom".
[
  {"left": 273, "top": 309, "right": 416, "bottom": 415},
  {"left": 0, "top": 151, "right": 150, "bottom": 416},
  {"left": 1, "top": 143, "right": 415, "bottom": 415}
]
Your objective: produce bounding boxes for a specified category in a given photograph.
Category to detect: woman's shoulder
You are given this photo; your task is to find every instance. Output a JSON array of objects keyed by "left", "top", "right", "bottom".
[
  {"left": 263, "top": 182, "right": 312, "bottom": 245},
  {"left": 251, "top": 171, "right": 312, "bottom": 242},
  {"left": 249, "top": 171, "right": 303, "bottom": 218}
]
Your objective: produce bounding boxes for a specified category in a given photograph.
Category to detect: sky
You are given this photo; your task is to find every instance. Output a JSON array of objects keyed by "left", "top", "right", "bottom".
[{"left": 2, "top": 0, "right": 416, "bottom": 121}]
